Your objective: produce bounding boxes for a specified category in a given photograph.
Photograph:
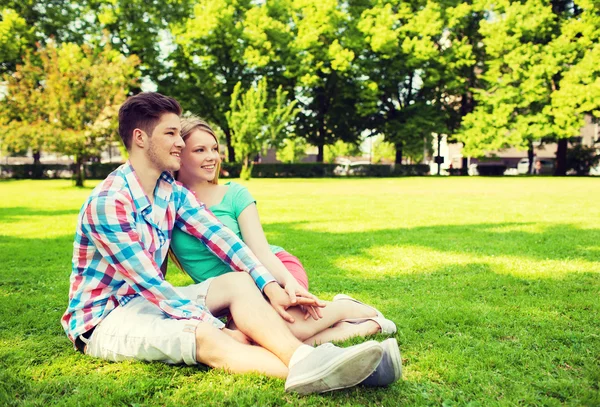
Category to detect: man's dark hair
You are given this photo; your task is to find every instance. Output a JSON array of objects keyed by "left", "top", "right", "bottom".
[{"left": 118, "top": 92, "right": 182, "bottom": 150}]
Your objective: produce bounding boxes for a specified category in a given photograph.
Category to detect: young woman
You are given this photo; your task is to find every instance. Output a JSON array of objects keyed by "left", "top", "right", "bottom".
[{"left": 170, "top": 116, "right": 396, "bottom": 345}]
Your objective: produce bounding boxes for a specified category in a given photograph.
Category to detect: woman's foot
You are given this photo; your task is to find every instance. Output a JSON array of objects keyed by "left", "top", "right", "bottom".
[
  {"left": 333, "top": 294, "right": 397, "bottom": 334},
  {"left": 303, "top": 321, "right": 381, "bottom": 345}
]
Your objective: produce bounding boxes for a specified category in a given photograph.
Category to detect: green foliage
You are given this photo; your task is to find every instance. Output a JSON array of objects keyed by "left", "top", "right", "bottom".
[
  {"left": 323, "top": 140, "right": 362, "bottom": 163},
  {"left": 457, "top": 0, "right": 600, "bottom": 162},
  {"left": 276, "top": 137, "right": 307, "bottom": 163},
  {"left": 369, "top": 135, "right": 396, "bottom": 164},
  {"left": 0, "top": 40, "right": 139, "bottom": 186},
  {"left": 0, "top": 8, "right": 32, "bottom": 74},
  {"left": 357, "top": 0, "right": 479, "bottom": 163},
  {"left": 227, "top": 78, "right": 299, "bottom": 177}
]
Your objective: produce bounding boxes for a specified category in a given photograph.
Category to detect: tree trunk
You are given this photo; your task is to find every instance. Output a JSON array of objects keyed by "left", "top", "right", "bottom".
[
  {"left": 554, "top": 138, "right": 568, "bottom": 176},
  {"left": 223, "top": 128, "right": 236, "bottom": 162},
  {"left": 461, "top": 157, "right": 468, "bottom": 175},
  {"left": 527, "top": 141, "right": 535, "bottom": 174},
  {"left": 33, "top": 150, "right": 41, "bottom": 165},
  {"left": 74, "top": 156, "right": 85, "bottom": 187},
  {"left": 395, "top": 144, "right": 403, "bottom": 165}
]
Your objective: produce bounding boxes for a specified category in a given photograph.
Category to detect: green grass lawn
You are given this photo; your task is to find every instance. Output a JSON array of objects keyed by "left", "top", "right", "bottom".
[{"left": 0, "top": 177, "right": 599, "bottom": 406}]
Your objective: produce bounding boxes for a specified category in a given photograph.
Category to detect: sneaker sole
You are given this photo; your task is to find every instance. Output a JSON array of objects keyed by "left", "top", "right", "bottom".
[
  {"left": 285, "top": 341, "right": 384, "bottom": 395},
  {"left": 384, "top": 338, "right": 402, "bottom": 381}
]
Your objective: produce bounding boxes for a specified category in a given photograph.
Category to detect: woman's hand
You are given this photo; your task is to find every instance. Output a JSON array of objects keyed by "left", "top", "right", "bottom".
[{"left": 282, "top": 278, "right": 325, "bottom": 321}]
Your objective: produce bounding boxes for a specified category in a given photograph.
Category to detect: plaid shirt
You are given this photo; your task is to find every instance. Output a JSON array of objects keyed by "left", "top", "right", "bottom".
[{"left": 61, "top": 162, "right": 276, "bottom": 343}]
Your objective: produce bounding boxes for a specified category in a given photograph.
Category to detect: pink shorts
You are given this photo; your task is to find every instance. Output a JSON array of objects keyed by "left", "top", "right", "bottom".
[{"left": 275, "top": 251, "right": 309, "bottom": 290}]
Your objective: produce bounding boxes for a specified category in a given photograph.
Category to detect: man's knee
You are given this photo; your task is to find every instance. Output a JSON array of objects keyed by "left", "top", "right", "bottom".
[{"left": 214, "top": 272, "right": 257, "bottom": 296}]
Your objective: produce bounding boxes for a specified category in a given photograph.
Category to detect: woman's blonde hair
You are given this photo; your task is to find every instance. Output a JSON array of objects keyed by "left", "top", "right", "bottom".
[
  {"left": 169, "top": 115, "right": 222, "bottom": 274},
  {"left": 179, "top": 115, "right": 222, "bottom": 185}
]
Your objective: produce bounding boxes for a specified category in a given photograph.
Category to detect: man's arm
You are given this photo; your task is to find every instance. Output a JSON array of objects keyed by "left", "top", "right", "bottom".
[
  {"left": 173, "top": 186, "right": 277, "bottom": 292},
  {"left": 83, "top": 193, "right": 224, "bottom": 328}
]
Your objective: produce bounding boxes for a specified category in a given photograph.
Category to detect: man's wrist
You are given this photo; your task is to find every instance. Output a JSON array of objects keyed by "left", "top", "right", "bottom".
[{"left": 263, "top": 281, "right": 282, "bottom": 297}]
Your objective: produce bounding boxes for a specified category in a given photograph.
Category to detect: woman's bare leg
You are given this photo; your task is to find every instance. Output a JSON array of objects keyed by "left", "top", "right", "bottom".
[
  {"left": 281, "top": 301, "right": 378, "bottom": 341},
  {"left": 302, "top": 321, "right": 380, "bottom": 345}
]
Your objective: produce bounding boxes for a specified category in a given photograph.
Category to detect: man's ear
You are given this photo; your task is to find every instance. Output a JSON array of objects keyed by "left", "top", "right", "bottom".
[{"left": 132, "top": 128, "right": 146, "bottom": 149}]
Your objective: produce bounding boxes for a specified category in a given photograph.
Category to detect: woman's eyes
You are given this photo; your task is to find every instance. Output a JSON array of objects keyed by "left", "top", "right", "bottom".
[{"left": 194, "top": 147, "right": 218, "bottom": 153}]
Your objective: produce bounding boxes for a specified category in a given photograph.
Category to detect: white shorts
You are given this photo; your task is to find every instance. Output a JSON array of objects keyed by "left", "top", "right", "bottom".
[{"left": 81, "top": 279, "right": 214, "bottom": 365}]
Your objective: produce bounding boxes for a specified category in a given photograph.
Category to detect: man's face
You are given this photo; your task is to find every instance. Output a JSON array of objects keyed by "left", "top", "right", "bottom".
[{"left": 145, "top": 112, "right": 184, "bottom": 172}]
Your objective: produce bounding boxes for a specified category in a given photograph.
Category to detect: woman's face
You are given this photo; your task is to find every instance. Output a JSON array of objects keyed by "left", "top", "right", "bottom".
[{"left": 179, "top": 129, "right": 220, "bottom": 183}]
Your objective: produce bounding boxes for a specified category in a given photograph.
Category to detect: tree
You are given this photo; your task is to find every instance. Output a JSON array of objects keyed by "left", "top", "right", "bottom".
[
  {"left": 276, "top": 137, "right": 307, "bottom": 163},
  {"left": 85, "top": 0, "right": 193, "bottom": 81},
  {"left": 285, "top": 0, "right": 370, "bottom": 162},
  {"left": 368, "top": 135, "right": 396, "bottom": 164},
  {"left": 357, "top": 0, "right": 477, "bottom": 164},
  {"left": 456, "top": 0, "right": 600, "bottom": 175},
  {"left": 0, "top": 40, "right": 139, "bottom": 186},
  {"left": 0, "top": 1, "right": 95, "bottom": 74},
  {"left": 163, "top": 0, "right": 255, "bottom": 163},
  {"left": 0, "top": 8, "right": 32, "bottom": 74},
  {"left": 227, "top": 78, "right": 299, "bottom": 178},
  {"left": 323, "top": 140, "right": 362, "bottom": 163}
]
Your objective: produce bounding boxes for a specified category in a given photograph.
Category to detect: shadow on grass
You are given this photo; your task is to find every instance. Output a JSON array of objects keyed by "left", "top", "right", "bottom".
[
  {"left": 0, "top": 207, "right": 80, "bottom": 224},
  {"left": 266, "top": 220, "right": 600, "bottom": 267}
]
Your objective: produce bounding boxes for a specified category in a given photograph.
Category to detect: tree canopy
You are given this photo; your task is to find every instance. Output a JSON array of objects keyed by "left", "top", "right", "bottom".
[{"left": 0, "top": 0, "right": 599, "bottom": 173}]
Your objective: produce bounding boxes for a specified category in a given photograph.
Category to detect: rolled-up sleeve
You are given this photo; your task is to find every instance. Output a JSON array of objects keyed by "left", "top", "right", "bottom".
[{"left": 83, "top": 192, "right": 225, "bottom": 328}]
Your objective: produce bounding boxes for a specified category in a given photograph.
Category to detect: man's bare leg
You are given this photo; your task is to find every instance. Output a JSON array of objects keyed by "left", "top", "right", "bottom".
[
  {"left": 203, "top": 272, "right": 304, "bottom": 365},
  {"left": 194, "top": 322, "right": 288, "bottom": 378},
  {"left": 199, "top": 273, "right": 385, "bottom": 394}
]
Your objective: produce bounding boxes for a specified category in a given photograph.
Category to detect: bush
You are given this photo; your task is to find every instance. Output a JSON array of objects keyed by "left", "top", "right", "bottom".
[
  {"left": 477, "top": 164, "right": 507, "bottom": 176},
  {"left": 251, "top": 163, "right": 338, "bottom": 178},
  {"left": 1, "top": 162, "right": 431, "bottom": 179},
  {"left": 0, "top": 164, "right": 71, "bottom": 179},
  {"left": 85, "top": 163, "right": 122, "bottom": 179},
  {"left": 220, "top": 162, "right": 242, "bottom": 178},
  {"left": 345, "top": 163, "right": 430, "bottom": 177},
  {"left": 391, "top": 164, "right": 430, "bottom": 176}
]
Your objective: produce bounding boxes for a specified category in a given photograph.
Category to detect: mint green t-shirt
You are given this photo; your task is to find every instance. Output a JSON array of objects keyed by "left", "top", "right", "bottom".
[{"left": 171, "top": 182, "right": 284, "bottom": 283}]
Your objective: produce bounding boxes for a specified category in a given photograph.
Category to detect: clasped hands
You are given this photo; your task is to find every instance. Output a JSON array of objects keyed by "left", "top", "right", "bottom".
[{"left": 263, "top": 278, "right": 326, "bottom": 323}]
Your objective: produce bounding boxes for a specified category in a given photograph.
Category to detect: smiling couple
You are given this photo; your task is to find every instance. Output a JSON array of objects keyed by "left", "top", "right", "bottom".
[{"left": 62, "top": 92, "right": 401, "bottom": 395}]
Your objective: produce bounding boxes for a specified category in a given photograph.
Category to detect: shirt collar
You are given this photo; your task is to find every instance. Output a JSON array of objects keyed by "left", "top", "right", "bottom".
[
  {"left": 121, "top": 161, "right": 176, "bottom": 214},
  {"left": 122, "top": 161, "right": 152, "bottom": 213}
]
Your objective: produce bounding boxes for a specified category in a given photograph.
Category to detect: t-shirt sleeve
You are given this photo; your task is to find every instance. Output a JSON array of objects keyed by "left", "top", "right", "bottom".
[{"left": 231, "top": 183, "right": 257, "bottom": 218}]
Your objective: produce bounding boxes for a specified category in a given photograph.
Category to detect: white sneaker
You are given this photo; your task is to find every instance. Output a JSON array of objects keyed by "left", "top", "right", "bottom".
[
  {"left": 285, "top": 341, "right": 383, "bottom": 394},
  {"left": 360, "top": 338, "right": 402, "bottom": 387}
]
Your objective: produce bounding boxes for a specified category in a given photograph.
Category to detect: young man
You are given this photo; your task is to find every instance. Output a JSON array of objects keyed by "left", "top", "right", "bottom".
[{"left": 61, "top": 92, "right": 395, "bottom": 394}]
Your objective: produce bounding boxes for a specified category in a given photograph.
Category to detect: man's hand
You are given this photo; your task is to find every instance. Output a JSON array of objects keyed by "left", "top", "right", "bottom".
[
  {"left": 282, "top": 278, "right": 325, "bottom": 321},
  {"left": 222, "top": 327, "right": 251, "bottom": 345},
  {"left": 263, "top": 282, "right": 325, "bottom": 323}
]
